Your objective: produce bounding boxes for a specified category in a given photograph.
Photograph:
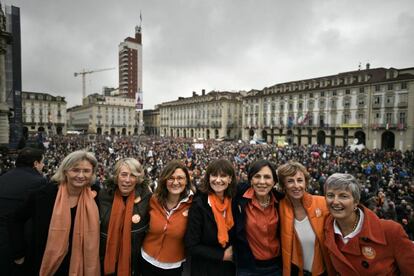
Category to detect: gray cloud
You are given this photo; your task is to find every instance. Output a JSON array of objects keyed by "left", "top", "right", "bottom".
[{"left": 3, "top": 0, "right": 414, "bottom": 108}]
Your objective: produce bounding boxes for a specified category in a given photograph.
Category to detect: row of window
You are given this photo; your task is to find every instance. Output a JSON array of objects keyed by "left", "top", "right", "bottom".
[
  {"left": 246, "top": 92, "right": 407, "bottom": 114},
  {"left": 246, "top": 82, "right": 408, "bottom": 104},
  {"left": 246, "top": 110, "right": 407, "bottom": 126}
]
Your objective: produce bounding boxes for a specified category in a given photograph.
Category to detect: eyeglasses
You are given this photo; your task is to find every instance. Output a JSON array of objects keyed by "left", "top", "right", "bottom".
[
  {"left": 68, "top": 168, "right": 93, "bottom": 175},
  {"left": 167, "top": 176, "right": 186, "bottom": 184},
  {"left": 119, "top": 172, "right": 138, "bottom": 179}
]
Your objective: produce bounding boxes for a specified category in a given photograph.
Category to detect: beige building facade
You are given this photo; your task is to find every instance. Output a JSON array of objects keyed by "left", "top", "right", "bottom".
[
  {"left": 242, "top": 66, "right": 414, "bottom": 150},
  {"left": 67, "top": 94, "right": 138, "bottom": 135},
  {"left": 159, "top": 90, "right": 243, "bottom": 139},
  {"left": 22, "top": 91, "right": 67, "bottom": 135}
]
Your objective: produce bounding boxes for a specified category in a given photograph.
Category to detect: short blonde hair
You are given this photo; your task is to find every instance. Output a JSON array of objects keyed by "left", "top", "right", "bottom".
[
  {"left": 51, "top": 150, "right": 98, "bottom": 185},
  {"left": 113, "top": 158, "right": 144, "bottom": 185},
  {"left": 277, "top": 161, "right": 310, "bottom": 189}
]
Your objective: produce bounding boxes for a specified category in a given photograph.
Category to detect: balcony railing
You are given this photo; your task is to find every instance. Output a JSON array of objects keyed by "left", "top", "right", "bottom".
[
  {"left": 371, "top": 123, "right": 406, "bottom": 130},
  {"left": 398, "top": 101, "right": 408, "bottom": 108}
]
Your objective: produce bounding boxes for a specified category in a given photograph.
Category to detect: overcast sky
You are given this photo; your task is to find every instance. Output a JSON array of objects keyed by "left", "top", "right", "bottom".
[{"left": 3, "top": 0, "right": 414, "bottom": 109}]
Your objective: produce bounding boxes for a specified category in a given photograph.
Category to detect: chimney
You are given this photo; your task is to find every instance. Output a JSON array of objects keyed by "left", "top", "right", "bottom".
[
  {"left": 366, "top": 63, "right": 370, "bottom": 70},
  {"left": 192, "top": 91, "right": 197, "bottom": 97},
  {"left": 202, "top": 89, "right": 205, "bottom": 96}
]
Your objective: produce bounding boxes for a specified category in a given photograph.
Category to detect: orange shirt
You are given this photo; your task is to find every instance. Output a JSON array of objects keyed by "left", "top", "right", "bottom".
[
  {"left": 244, "top": 187, "right": 280, "bottom": 260},
  {"left": 142, "top": 195, "right": 192, "bottom": 263}
]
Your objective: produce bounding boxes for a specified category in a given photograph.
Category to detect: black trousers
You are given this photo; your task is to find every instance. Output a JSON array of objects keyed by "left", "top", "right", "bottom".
[{"left": 141, "top": 256, "right": 183, "bottom": 276}]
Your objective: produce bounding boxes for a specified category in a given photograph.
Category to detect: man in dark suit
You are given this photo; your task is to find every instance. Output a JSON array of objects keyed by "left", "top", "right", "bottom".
[{"left": 0, "top": 147, "right": 47, "bottom": 275}]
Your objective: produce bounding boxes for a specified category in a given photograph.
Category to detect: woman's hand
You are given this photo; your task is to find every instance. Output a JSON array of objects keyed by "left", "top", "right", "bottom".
[{"left": 223, "top": 246, "right": 233, "bottom": 261}]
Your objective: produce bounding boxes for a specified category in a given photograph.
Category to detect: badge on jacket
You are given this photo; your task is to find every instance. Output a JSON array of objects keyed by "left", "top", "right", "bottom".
[
  {"left": 132, "top": 214, "right": 141, "bottom": 224},
  {"left": 361, "top": 246, "right": 376, "bottom": 259}
]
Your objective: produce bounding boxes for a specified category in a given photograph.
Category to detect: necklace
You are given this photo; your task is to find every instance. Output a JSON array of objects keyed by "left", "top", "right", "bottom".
[
  {"left": 258, "top": 195, "right": 271, "bottom": 208},
  {"left": 351, "top": 210, "right": 360, "bottom": 233}
]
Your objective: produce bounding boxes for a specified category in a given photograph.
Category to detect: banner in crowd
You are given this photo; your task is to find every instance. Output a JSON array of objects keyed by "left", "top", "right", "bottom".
[{"left": 136, "top": 88, "right": 143, "bottom": 111}]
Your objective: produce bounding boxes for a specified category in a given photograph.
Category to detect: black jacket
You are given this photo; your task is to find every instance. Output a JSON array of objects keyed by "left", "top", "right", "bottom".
[
  {"left": 99, "top": 179, "right": 152, "bottom": 276},
  {"left": 8, "top": 183, "right": 99, "bottom": 275},
  {"left": 232, "top": 182, "right": 283, "bottom": 270},
  {"left": 0, "top": 167, "right": 46, "bottom": 274},
  {"left": 0, "top": 167, "right": 47, "bottom": 219},
  {"left": 185, "top": 192, "right": 235, "bottom": 276}
]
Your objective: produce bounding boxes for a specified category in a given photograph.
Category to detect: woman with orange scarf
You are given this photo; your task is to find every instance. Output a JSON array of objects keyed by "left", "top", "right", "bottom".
[
  {"left": 277, "top": 161, "right": 333, "bottom": 276},
  {"left": 141, "top": 160, "right": 194, "bottom": 276},
  {"left": 99, "top": 158, "right": 152, "bottom": 275},
  {"left": 9, "top": 150, "right": 100, "bottom": 276},
  {"left": 185, "top": 159, "right": 236, "bottom": 276}
]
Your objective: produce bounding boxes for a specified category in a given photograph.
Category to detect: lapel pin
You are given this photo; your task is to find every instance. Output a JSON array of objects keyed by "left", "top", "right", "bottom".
[
  {"left": 315, "top": 208, "right": 322, "bottom": 217},
  {"left": 132, "top": 214, "right": 141, "bottom": 224},
  {"left": 361, "top": 246, "right": 376, "bottom": 260}
]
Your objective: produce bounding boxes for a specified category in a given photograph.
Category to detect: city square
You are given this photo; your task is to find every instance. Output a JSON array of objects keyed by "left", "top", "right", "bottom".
[{"left": 0, "top": 1, "right": 413, "bottom": 275}]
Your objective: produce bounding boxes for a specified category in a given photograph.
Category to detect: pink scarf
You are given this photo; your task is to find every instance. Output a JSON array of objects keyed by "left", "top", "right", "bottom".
[{"left": 39, "top": 183, "right": 100, "bottom": 276}]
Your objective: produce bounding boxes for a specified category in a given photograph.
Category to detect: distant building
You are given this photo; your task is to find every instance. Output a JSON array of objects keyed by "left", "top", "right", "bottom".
[
  {"left": 118, "top": 24, "right": 143, "bottom": 134},
  {"left": 102, "top": 86, "right": 117, "bottom": 97},
  {"left": 0, "top": 3, "right": 12, "bottom": 145},
  {"left": 67, "top": 93, "right": 138, "bottom": 135},
  {"left": 4, "top": 5, "right": 22, "bottom": 147},
  {"left": 143, "top": 106, "right": 160, "bottom": 136},
  {"left": 119, "top": 26, "right": 142, "bottom": 100},
  {"left": 159, "top": 90, "right": 243, "bottom": 139},
  {"left": 21, "top": 91, "right": 67, "bottom": 135},
  {"left": 242, "top": 65, "right": 414, "bottom": 150}
]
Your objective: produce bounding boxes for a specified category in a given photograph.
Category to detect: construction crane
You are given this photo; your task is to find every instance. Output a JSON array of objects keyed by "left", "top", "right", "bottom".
[{"left": 74, "top": 67, "right": 115, "bottom": 100}]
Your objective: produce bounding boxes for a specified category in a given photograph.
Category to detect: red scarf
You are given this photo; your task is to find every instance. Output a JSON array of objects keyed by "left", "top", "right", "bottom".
[
  {"left": 104, "top": 189, "right": 135, "bottom": 276},
  {"left": 40, "top": 184, "right": 100, "bottom": 276},
  {"left": 209, "top": 193, "right": 234, "bottom": 248}
]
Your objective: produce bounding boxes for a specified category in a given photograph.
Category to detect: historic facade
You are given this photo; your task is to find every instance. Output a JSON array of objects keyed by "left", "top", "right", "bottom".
[
  {"left": 159, "top": 90, "right": 243, "bottom": 139},
  {"left": 143, "top": 106, "right": 160, "bottom": 136},
  {"left": 242, "top": 65, "right": 414, "bottom": 150},
  {"left": 22, "top": 91, "right": 67, "bottom": 136},
  {"left": 67, "top": 93, "right": 138, "bottom": 135}
]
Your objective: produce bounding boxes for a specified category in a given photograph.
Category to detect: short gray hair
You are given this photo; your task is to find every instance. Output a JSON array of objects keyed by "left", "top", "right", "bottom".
[
  {"left": 51, "top": 150, "right": 98, "bottom": 185},
  {"left": 113, "top": 158, "right": 144, "bottom": 185},
  {"left": 324, "top": 173, "right": 361, "bottom": 203}
]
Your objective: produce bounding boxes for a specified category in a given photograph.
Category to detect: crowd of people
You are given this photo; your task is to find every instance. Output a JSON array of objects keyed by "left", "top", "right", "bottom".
[{"left": 0, "top": 134, "right": 413, "bottom": 275}]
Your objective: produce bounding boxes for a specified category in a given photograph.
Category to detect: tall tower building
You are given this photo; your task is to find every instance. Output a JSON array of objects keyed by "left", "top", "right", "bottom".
[
  {"left": 118, "top": 25, "right": 143, "bottom": 107},
  {"left": 5, "top": 5, "right": 23, "bottom": 148},
  {"left": 0, "top": 2, "right": 12, "bottom": 146}
]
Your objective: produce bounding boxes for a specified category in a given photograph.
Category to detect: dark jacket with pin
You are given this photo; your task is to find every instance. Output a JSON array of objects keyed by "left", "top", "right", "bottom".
[{"left": 99, "top": 178, "right": 152, "bottom": 276}]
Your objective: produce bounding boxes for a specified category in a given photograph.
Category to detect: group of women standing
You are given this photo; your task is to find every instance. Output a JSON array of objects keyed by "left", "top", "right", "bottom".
[{"left": 8, "top": 150, "right": 414, "bottom": 276}]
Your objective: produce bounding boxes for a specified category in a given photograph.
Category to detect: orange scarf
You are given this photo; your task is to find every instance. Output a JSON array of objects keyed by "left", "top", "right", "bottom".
[
  {"left": 104, "top": 189, "right": 135, "bottom": 276},
  {"left": 208, "top": 193, "right": 234, "bottom": 248},
  {"left": 40, "top": 184, "right": 100, "bottom": 276}
]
